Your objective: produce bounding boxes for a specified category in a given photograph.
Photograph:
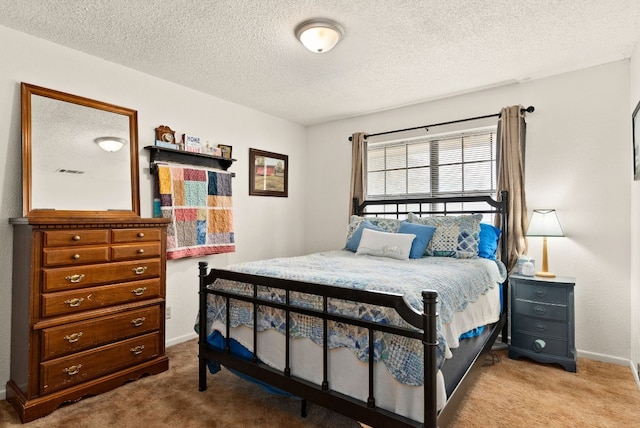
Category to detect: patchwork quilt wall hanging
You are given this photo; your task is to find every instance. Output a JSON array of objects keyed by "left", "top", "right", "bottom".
[{"left": 156, "top": 163, "right": 235, "bottom": 259}]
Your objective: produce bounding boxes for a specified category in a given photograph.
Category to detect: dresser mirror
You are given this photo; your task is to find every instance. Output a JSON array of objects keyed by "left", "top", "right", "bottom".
[{"left": 21, "top": 83, "right": 140, "bottom": 218}]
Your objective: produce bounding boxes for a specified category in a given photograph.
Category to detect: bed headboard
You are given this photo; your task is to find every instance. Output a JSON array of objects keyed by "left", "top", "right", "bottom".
[{"left": 352, "top": 190, "right": 509, "bottom": 266}]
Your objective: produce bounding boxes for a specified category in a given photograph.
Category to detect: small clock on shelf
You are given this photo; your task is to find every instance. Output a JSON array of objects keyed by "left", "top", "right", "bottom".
[{"left": 155, "top": 125, "right": 176, "bottom": 144}]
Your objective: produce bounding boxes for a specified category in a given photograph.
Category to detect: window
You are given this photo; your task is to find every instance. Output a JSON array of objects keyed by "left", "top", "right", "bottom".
[{"left": 366, "top": 127, "right": 497, "bottom": 200}]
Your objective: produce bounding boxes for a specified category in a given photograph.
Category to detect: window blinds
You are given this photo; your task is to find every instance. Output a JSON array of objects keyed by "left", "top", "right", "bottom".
[{"left": 366, "top": 127, "right": 497, "bottom": 199}]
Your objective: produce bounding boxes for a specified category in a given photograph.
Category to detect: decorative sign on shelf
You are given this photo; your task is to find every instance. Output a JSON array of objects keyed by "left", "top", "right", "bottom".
[{"left": 182, "top": 134, "right": 202, "bottom": 153}]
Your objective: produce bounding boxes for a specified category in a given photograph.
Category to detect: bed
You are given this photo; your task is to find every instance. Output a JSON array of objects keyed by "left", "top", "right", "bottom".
[{"left": 197, "top": 192, "right": 509, "bottom": 427}]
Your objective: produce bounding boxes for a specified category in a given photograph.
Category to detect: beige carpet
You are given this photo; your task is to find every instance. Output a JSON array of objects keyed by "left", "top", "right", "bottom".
[{"left": 1, "top": 339, "right": 640, "bottom": 427}]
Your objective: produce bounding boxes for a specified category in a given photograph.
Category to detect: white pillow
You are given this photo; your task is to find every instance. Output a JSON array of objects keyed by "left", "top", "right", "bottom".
[{"left": 355, "top": 228, "right": 415, "bottom": 260}]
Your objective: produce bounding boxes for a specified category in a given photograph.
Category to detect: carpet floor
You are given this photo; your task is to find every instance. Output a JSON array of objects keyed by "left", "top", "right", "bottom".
[{"left": 1, "top": 339, "right": 640, "bottom": 427}]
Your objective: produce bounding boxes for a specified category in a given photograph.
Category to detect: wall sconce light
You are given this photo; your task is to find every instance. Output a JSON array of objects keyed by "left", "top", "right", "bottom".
[
  {"left": 94, "top": 137, "right": 127, "bottom": 152},
  {"left": 295, "top": 19, "right": 343, "bottom": 53},
  {"left": 526, "top": 209, "right": 565, "bottom": 278}
]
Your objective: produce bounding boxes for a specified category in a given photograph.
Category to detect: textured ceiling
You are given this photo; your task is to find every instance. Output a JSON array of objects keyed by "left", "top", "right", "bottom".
[{"left": 2, "top": 0, "right": 640, "bottom": 125}]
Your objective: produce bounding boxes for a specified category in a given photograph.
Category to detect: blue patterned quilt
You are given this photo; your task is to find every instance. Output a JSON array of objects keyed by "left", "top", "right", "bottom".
[{"left": 201, "top": 250, "right": 506, "bottom": 386}]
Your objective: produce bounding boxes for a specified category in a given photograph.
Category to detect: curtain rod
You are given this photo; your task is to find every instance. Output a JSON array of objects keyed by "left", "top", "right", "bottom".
[{"left": 348, "top": 105, "right": 535, "bottom": 141}]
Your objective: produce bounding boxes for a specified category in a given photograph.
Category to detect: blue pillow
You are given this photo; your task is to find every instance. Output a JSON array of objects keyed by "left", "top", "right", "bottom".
[
  {"left": 397, "top": 222, "right": 437, "bottom": 259},
  {"left": 345, "top": 220, "right": 384, "bottom": 252},
  {"left": 478, "top": 223, "right": 501, "bottom": 260}
]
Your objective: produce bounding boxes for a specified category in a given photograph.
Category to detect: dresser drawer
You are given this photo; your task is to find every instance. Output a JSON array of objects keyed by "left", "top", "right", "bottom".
[
  {"left": 112, "top": 228, "right": 162, "bottom": 243},
  {"left": 43, "top": 230, "right": 110, "bottom": 247},
  {"left": 514, "top": 282, "right": 567, "bottom": 305},
  {"left": 41, "top": 306, "right": 161, "bottom": 360},
  {"left": 111, "top": 242, "right": 161, "bottom": 261},
  {"left": 513, "top": 314, "right": 568, "bottom": 340},
  {"left": 43, "top": 259, "right": 161, "bottom": 292},
  {"left": 40, "top": 332, "right": 160, "bottom": 395},
  {"left": 513, "top": 299, "right": 567, "bottom": 322},
  {"left": 511, "top": 333, "right": 568, "bottom": 358},
  {"left": 43, "top": 246, "right": 110, "bottom": 267},
  {"left": 41, "top": 279, "right": 161, "bottom": 317}
]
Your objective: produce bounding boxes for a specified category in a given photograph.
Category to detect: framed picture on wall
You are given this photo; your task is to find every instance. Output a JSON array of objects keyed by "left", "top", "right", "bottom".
[
  {"left": 249, "top": 148, "right": 288, "bottom": 197},
  {"left": 634, "top": 99, "right": 640, "bottom": 181}
]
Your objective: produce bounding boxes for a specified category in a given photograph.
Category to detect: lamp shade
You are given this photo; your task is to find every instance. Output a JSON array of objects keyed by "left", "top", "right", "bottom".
[
  {"left": 526, "top": 209, "right": 564, "bottom": 237},
  {"left": 295, "top": 19, "right": 343, "bottom": 53},
  {"left": 94, "top": 137, "right": 127, "bottom": 152}
]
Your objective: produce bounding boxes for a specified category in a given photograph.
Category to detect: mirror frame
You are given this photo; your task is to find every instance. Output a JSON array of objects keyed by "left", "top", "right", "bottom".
[{"left": 21, "top": 83, "right": 140, "bottom": 219}]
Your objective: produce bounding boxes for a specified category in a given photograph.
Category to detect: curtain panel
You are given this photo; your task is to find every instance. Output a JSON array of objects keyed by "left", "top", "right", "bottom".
[
  {"left": 496, "top": 105, "right": 529, "bottom": 271},
  {"left": 349, "top": 132, "right": 366, "bottom": 217}
]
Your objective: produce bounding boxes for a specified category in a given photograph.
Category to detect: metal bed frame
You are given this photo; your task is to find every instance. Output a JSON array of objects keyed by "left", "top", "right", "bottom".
[{"left": 198, "top": 191, "right": 509, "bottom": 427}]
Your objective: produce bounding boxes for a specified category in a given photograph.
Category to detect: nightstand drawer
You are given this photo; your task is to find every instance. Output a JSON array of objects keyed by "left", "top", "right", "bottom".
[
  {"left": 515, "top": 282, "right": 567, "bottom": 305},
  {"left": 513, "top": 299, "right": 567, "bottom": 321},
  {"left": 511, "top": 333, "right": 568, "bottom": 357},
  {"left": 513, "top": 314, "right": 568, "bottom": 340}
]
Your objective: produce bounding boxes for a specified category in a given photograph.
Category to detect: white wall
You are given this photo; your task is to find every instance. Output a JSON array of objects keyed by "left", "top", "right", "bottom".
[
  {"left": 0, "top": 26, "right": 307, "bottom": 398},
  {"left": 306, "top": 61, "right": 632, "bottom": 364},
  {"left": 629, "top": 41, "right": 640, "bottom": 376}
]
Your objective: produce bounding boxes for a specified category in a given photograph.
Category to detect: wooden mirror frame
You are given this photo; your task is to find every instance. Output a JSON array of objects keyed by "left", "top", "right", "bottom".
[{"left": 21, "top": 83, "right": 140, "bottom": 219}]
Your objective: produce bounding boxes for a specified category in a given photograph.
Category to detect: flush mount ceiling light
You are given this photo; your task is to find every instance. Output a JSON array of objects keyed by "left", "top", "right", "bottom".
[
  {"left": 295, "top": 19, "right": 343, "bottom": 53},
  {"left": 94, "top": 136, "right": 127, "bottom": 152}
]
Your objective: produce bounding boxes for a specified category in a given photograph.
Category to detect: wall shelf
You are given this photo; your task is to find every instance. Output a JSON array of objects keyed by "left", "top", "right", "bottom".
[{"left": 144, "top": 145, "right": 236, "bottom": 173}]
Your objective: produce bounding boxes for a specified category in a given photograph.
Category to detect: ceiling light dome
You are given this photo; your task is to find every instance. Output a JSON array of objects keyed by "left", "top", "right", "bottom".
[
  {"left": 94, "top": 136, "right": 127, "bottom": 152},
  {"left": 295, "top": 19, "right": 343, "bottom": 53}
]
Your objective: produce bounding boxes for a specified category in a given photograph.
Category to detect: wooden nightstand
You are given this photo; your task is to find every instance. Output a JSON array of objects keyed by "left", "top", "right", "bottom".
[{"left": 509, "top": 274, "right": 576, "bottom": 372}]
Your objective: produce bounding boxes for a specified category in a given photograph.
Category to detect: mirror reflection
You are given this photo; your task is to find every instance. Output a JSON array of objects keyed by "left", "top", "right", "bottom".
[{"left": 23, "top": 83, "right": 140, "bottom": 217}]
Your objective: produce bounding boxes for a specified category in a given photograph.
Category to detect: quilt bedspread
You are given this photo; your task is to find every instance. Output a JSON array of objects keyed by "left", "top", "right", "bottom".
[{"left": 201, "top": 250, "right": 506, "bottom": 386}]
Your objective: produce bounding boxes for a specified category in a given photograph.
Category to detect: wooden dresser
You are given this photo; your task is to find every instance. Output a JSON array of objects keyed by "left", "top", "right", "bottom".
[{"left": 7, "top": 217, "right": 170, "bottom": 422}]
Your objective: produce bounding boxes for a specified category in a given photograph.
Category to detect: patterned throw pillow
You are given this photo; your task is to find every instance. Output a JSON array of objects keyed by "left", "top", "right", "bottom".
[
  {"left": 407, "top": 213, "right": 482, "bottom": 259},
  {"left": 345, "top": 215, "right": 403, "bottom": 242}
]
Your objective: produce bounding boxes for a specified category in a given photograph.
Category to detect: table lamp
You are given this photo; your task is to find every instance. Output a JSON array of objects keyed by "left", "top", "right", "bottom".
[{"left": 526, "top": 209, "right": 564, "bottom": 278}]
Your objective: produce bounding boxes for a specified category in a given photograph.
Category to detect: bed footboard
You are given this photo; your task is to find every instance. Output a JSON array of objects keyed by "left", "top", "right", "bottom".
[{"left": 197, "top": 262, "right": 440, "bottom": 428}]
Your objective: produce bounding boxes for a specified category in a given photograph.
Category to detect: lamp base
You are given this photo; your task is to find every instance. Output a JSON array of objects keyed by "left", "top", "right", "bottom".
[{"left": 535, "top": 271, "right": 556, "bottom": 278}]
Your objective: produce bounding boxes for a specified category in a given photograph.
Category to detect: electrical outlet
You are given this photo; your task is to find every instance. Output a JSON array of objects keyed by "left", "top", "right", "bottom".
[{"left": 166, "top": 306, "right": 172, "bottom": 320}]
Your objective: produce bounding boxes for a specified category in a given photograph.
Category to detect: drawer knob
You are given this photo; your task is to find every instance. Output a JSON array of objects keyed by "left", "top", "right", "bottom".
[
  {"left": 64, "top": 332, "right": 84, "bottom": 343},
  {"left": 72, "top": 235, "right": 81, "bottom": 241},
  {"left": 63, "top": 364, "right": 83, "bottom": 376},
  {"left": 132, "top": 287, "right": 147, "bottom": 296},
  {"left": 137, "top": 249, "right": 145, "bottom": 254},
  {"left": 65, "top": 274, "right": 85, "bottom": 283},
  {"left": 131, "top": 317, "right": 146, "bottom": 327},
  {"left": 72, "top": 253, "right": 80, "bottom": 260},
  {"left": 132, "top": 266, "right": 148, "bottom": 275},
  {"left": 64, "top": 297, "right": 84, "bottom": 308},
  {"left": 533, "top": 339, "right": 546, "bottom": 352},
  {"left": 535, "top": 289, "right": 547, "bottom": 298},
  {"left": 533, "top": 305, "right": 547, "bottom": 315},
  {"left": 130, "top": 345, "right": 145, "bottom": 355},
  {"left": 137, "top": 232, "right": 145, "bottom": 238},
  {"left": 535, "top": 322, "right": 546, "bottom": 332}
]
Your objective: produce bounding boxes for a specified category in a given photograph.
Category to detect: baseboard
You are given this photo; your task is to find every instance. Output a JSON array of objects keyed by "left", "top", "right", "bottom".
[
  {"left": 166, "top": 332, "right": 197, "bottom": 347},
  {"left": 577, "top": 349, "right": 630, "bottom": 366}
]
